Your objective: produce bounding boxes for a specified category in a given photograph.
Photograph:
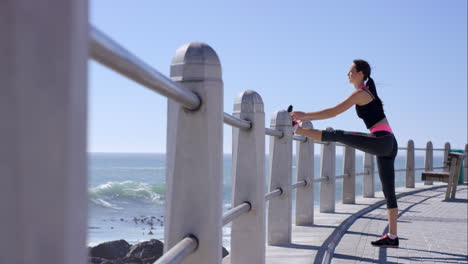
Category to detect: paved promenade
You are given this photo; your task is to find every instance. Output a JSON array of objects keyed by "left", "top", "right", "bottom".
[
  {"left": 333, "top": 184, "right": 468, "bottom": 264},
  {"left": 259, "top": 182, "right": 468, "bottom": 264}
]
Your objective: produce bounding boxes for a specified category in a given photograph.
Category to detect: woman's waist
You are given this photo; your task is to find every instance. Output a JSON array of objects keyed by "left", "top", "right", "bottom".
[{"left": 369, "top": 120, "right": 393, "bottom": 134}]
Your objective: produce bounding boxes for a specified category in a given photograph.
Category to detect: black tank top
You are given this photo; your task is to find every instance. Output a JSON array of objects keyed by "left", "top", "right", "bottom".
[{"left": 355, "top": 88, "right": 386, "bottom": 129}]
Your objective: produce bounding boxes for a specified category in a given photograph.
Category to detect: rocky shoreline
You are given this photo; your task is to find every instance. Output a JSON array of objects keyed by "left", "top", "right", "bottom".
[{"left": 88, "top": 239, "right": 229, "bottom": 264}]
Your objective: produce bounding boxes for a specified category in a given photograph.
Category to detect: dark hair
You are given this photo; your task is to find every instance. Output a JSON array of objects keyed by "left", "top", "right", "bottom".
[{"left": 353, "top": 59, "right": 384, "bottom": 107}]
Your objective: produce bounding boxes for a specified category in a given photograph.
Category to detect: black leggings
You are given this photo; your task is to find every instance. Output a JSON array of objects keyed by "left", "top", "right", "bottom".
[{"left": 321, "top": 129, "right": 399, "bottom": 209}]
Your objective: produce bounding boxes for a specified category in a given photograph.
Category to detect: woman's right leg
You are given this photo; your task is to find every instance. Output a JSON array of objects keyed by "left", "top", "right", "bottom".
[
  {"left": 321, "top": 129, "right": 393, "bottom": 156},
  {"left": 377, "top": 155, "right": 398, "bottom": 235}
]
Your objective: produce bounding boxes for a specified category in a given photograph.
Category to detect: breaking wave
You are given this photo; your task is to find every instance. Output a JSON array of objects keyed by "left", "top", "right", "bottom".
[{"left": 89, "top": 181, "right": 165, "bottom": 209}]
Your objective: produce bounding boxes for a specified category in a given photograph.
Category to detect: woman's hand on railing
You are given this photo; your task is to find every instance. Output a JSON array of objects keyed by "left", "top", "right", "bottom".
[{"left": 289, "top": 111, "right": 312, "bottom": 122}]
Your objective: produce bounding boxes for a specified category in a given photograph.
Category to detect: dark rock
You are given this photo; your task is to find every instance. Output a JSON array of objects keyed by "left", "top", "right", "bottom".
[
  {"left": 141, "top": 257, "right": 158, "bottom": 264},
  {"left": 112, "top": 256, "right": 144, "bottom": 264},
  {"left": 126, "top": 239, "right": 163, "bottom": 261},
  {"left": 90, "top": 240, "right": 131, "bottom": 260},
  {"left": 222, "top": 247, "right": 229, "bottom": 258},
  {"left": 88, "top": 257, "right": 107, "bottom": 264}
]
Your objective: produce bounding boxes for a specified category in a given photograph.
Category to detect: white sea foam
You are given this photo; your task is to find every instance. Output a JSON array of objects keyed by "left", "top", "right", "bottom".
[{"left": 89, "top": 181, "right": 165, "bottom": 208}]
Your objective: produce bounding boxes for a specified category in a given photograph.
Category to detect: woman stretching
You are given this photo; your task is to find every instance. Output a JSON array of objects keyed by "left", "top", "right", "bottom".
[{"left": 290, "top": 59, "right": 399, "bottom": 247}]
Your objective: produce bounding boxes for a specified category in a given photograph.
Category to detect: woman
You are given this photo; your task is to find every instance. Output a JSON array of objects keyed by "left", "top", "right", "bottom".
[{"left": 290, "top": 59, "right": 399, "bottom": 247}]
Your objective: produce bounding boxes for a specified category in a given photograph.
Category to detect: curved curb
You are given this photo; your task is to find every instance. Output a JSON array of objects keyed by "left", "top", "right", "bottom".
[{"left": 313, "top": 184, "right": 447, "bottom": 264}]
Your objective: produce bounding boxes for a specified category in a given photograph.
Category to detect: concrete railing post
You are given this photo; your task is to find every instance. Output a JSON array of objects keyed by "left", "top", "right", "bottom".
[
  {"left": 342, "top": 146, "right": 356, "bottom": 204},
  {"left": 320, "top": 128, "right": 336, "bottom": 213},
  {"left": 267, "top": 110, "right": 293, "bottom": 245},
  {"left": 465, "top": 144, "right": 468, "bottom": 182},
  {"left": 443, "top": 142, "right": 451, "bottom": 173},
  {"left": 165, "top": 43, "right": 223, "bottom": 263},
  {"left": 424, "top": 141, "right": 434, "bottom": 185},
  {"left": 406, "top": 140, "right": 415, "bottom": 188},
  {"left": 363, "top": 153, "right": 375, "bottom": 198},
  {"left": 295, "top": 121, "right": 315, "bottom": 225},
  {"left": 0, "top": 1, "right": 88, "bottom": 263},
  {"left": 231, "top": 90, "right": 266, "bottom": 264}
]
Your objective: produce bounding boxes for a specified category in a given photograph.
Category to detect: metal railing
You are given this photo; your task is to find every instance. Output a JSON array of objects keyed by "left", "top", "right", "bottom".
[
  {"left": 265, "top": 188, "right": 283, "bottom": 201},
  {"left": 155, "top": 235, "right": 198, "bottom": 264},
  {"left": 291, "top": 180, "right": 307, "bottom": 189},
  {"left": 335, "top": 173, "right": 350, "bottom": 179},
  {"left": 222, "top": 202, "right": 252, "bottom": 226},
  {"left": 313, "top": 177, "right": 329, "bottom": 182},
  {"left": 90, "top": 26, "right": 201, "bottom": 111},
  {"left": 265, "top": 128, "right": 283, "bottom": 138}
]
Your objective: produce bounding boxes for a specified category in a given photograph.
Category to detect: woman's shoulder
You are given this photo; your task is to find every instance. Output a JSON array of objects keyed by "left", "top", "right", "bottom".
[{"left": 352, "top": 89, "right": 374, "bottom": 105}]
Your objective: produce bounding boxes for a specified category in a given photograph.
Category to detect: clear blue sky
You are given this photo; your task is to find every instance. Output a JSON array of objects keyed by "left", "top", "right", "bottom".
[{"left": 88, "top": 0, "right": 467, "bottom": 154}]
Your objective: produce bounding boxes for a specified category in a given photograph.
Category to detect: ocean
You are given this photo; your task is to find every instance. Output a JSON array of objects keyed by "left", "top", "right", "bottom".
[{"left": 87, "top": 153, "right": 444, "bottom": 249}]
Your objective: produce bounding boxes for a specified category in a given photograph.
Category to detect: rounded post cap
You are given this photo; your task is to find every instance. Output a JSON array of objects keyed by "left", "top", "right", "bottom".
[
  {"left": 407, "top": 139, "right": 414, "bottom": 147},
  {"left": 171, "top": 42, "right": 221, "bottom": 81},
  {"left": 233, "top": 90, "right": 264, "bottom": 113},
  {"left": 270, "top": 109, "right": 292, "bottom": 127},
  {"left": 427, "top": 141, "right": 433, "bottom": 148}
]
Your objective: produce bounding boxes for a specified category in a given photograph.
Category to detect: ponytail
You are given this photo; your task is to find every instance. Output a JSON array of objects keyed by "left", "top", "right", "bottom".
[
  {"left": 366, "top": 77, "right": 384, "bottom": 107},
  {"left": 353, "top": 59, "right": 384, "bottom": 107}
]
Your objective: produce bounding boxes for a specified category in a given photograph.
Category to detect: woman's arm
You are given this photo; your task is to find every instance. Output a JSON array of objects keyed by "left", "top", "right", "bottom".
[{"left": 291, "top": 90, "right": 365, "bottom": 121}]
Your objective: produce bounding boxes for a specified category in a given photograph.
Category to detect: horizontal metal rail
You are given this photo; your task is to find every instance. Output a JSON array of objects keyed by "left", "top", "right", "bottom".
[
  {"left": 265, "top": 188, "right": 283, "bottom": 200},
  {"left": 265, "top": 128, "right": 283, "bottom": 138},
  {"left": 291, "top": 180, "right": 307, "bottom": 189},
  {"left": 155, "top": 235, "right": 198, "bottom": 264},
  {"left": 223, "top": 113, "right": 251, "bottom": 129},
  {"left": 90, "top": 26, "right": 201, "bottom": 110},
  {"left": 315, "top": 141, "right": 329, "bottom": 145},
  {"left": 222, "top": 202, "right": 251, "bottom": 226},
  {"left": 432, "top": 166, "right": 446, "bottom": 170},
  {"left": 398, "top": 147, "right": 445, "bottom": 151},
  {"left": 355, "top": 171, "right": 370, "bottom": 176},
  {"left": 414, "top": 168, "right": 426, "bottom": 171},
  {"left": 336, "top": 143, "right": 346, "bottom": 147},
  {"left": 313, "top": 177, "right": 328, "bottom": 182},
  {"left": 335, "top": 173, "right": 350, "bottom": 179},
  {"left": 292, "top": 135, "right": 307, "bottom": 142},
  {"left": 394, "top": 168, "right": 408, "bottom": 172}
]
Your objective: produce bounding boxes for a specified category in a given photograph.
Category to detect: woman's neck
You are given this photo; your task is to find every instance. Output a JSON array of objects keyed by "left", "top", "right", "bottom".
[{"left": 354, "top": 82, "right": 365, "bottom": 90}]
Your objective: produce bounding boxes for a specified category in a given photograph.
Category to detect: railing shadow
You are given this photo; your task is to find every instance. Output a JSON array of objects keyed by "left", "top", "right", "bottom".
[
  {"left": 360, "top": 216, "right": 412, "bottom": 223},
  {"left": 395, "top": 256, "right": 466, "bottom": 264},
  {"left": 442, "top": 198, "right": 468, "bottom": 203},
  {"left": 332, "top": 252, "right": 399, "bottom": 264},
  {"left": 397, "top": 246, "right": 468, "bottom": 259},
  {"left": 274, "top": 243, "right": 321, "bottom": 251},
  {"left": 343, "top": 230, "right": 408, "bottom": 240}
]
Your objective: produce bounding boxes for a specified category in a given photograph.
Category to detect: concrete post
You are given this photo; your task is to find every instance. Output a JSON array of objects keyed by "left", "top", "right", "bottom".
[
  {"left": 363, "top": 153, "right": 375, "bottom": 198},
  {"left": 443, "top": 142, "right": 451, "bottom": 173},
  {"left": 464, "top": 144, "right": 468, "bottom": 182},
  {"left": 424, "top": 141, "right": 434, "bottom": 185},
  {"left": 231, "top": 90, "right": 265, "bottom": 264},
  {"left": 405, "top": 140, "right": 415, "bottom": 188},
  {"left": 0, "top": 1, "right": 88, "bottom": 263},
  {"left": 295, "top": 121, "right": 315, "bottom": 225},
  {"left": 267, "top": 110, "right": 293, "bottom": 245},
  {"left": 165, "top": 43, "right": 223, "bottom": 263},
  {"left": 320, "top": 129, "right": 336, "bottom": 213},
  {"left": 342, "top": 146, "right": 356, "bottom": 204}
]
